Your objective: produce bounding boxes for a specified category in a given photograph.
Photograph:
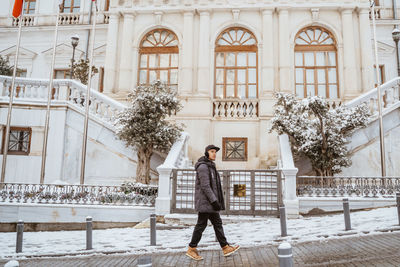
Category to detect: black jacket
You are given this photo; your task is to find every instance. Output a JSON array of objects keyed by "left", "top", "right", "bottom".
[{"left": 194, "top": 156, "right": 225, "bottom": 213}]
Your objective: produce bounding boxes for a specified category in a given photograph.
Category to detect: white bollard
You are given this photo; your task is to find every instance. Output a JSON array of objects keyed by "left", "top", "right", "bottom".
[
  {"left": 4, "top": 260, "right": 19, "bottom": 267},
  {"left": 278, "top": 242, "right": 293, "bottom": 267}
]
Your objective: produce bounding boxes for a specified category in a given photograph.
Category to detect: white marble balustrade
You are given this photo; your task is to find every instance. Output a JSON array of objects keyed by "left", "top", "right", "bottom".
[
  {"left": 347, "top": 77, "right": 400, "bottom": 117},
  {"left": 58, "top": 13, "right": 83, "bottom": 25},
  {"left": 0, "top": 75, "right": 125, "bottom": 126},
  {"left": 12, "top": 15, "right": 36, "bottom": 27},
  {"left": 213, "top": 99, "right": 258, "bottom": 118}
]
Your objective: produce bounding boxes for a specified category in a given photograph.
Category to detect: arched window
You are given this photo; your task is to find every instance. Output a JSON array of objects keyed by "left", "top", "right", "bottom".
[
  {"left": 138, "top": 29, "right": 179, "bottom": 90},
  {"left": 215, "top": 27, "right": 258, "bottom": 99},
  {"left": 294, "top": 27, "right": 338, "bottom": 98}
]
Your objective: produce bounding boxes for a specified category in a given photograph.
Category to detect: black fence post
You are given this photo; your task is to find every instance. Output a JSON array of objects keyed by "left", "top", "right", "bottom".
[
  {"left": 16, "top": 220, "right": 24, "bottom": 253},
  {"left": 343, "top": 198, "right": 351, "bottom": 231},
  {"left": 150, "top": 214, "right": 156, "bottom": 246},
  {"left": 396, "top": 192, "right": 400, "bottom": 225},
  {"left": 280, "top": 206, "right": 287, "bottom": 237},
  {"left": 86, "top": 216, "right": 93, "bottom": 250}
]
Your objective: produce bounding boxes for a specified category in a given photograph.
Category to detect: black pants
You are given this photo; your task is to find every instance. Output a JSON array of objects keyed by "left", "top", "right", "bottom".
[{"left": 189, "top": 212, "right": 228, "bottom": 248}]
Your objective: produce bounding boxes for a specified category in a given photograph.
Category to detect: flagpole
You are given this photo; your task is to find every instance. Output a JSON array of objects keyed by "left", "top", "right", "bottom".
[
  {"left": 371, "top": 1, "right": 386, "bottom": 177},
  {"left": 1, "top": 7, "right": 24, "bottom": 183},
  {"left": 80, "top": 0, "right": 97, "bottom": 185},
  {"left": 40, "top": 4, "right": 61, "bottom": 184}
]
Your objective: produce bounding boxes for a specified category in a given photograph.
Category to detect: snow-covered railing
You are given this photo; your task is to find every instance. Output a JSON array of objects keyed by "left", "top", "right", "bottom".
[
  {"left": 0, "top": 182, "right": 158, "bottom": 206},
  {"left": 0, "top": 75, "right": 125, "bottom": 127},
  {"left": 157, "top": 132, "right": 190, "bottom": 170},
  {"left": 213, "top": 99, "right": 258, "bottom": 118},
  {"left": 297, "top": 176, "right": 400, "bottom": 198},
  {"left": 347, "top": 77, "right": 400, "bottom": 117}
]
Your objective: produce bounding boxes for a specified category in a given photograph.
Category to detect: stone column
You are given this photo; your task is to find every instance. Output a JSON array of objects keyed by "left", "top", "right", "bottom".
[
  {"left": 197, "top": 10, "right": 211, "bottom": 95},
  {"left": 118, "top": 12, "right": 135, "bottom": 94},
  {"left": 155, "top": 165, "right": 173, "bottom": 215},
  {"left": 278, "top": 9, "right": 290, "bottom": 92},
  {"left": 262, "top": 8, "right": 275, "bottom": 96},
  {"left": 180, "top": 11, "right": 194, "bottom": 95},
  {"left": 279, "top": 134, "right": 299, "bottom": 218},
  {"left": 359, "top": 8, "right": 374, "bottom": 92},
  {"left": 104, "top": 12, "right": 120, "bottom": 94},
  {"left": 341, "top": 9, "right": 358, "bottom": 97}
]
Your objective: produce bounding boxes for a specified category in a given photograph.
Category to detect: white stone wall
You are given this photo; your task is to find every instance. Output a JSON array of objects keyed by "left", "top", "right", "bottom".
[
  {"left": 0, "top": 104, "right": 163, "bottom": 185},
  {"left": 0, "top": 202, "right": 154, "bottom": 223},
  {"left": 341, "top": 108, "right": 400, "bottom": 176}
]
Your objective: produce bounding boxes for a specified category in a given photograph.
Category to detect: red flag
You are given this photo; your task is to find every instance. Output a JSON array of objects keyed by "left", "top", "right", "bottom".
[{"left": 12, "top": 0, "right": 24, "bottom": 18}]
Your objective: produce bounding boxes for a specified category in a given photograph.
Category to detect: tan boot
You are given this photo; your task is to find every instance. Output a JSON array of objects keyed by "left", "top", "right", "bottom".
[
  {"left": 186, "top": 246, "right": 203, "bottom": 261},
  {"left": 222, "top": 244, "right": 240, "bottom": 257}
]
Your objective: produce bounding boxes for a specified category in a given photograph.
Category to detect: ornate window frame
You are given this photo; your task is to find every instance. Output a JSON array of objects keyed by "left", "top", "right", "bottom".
[
  {"left": 222, "top": 137, "right": 248, "bottom": 161},
  {"left": 214, "top": 27, "right": 258, "bottom": 99},
  {"left": 294, "top": 26, "right": 339, "bottom": 99},
  {"left": 138, "top": 29, "right": 179, "bottom": 90},
  {"left": 1, "top": 127, "right": 32, "bottom": 156}
]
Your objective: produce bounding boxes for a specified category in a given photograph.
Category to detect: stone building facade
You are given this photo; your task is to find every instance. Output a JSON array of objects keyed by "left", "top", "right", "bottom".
[{"left": 0, "top": 0, "right": 398, "bottom": 171}]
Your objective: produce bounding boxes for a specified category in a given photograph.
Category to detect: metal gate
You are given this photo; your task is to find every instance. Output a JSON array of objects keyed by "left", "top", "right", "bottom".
[{"left": 171, "top": 169, "right": 282, "bottom": 216}]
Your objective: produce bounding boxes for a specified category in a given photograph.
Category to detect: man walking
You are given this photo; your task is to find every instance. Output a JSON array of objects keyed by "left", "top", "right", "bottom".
[{"left": 186, "top": 145, "right": 240, "bottom": 261}]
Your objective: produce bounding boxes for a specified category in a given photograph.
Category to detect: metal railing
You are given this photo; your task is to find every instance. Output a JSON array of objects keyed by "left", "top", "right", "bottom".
[
  {"left": 0, "top": 182, "right": 158, "bottom": 206},
  {"left": 171, "top": 169, "right": 282, "bottom": 216},
  {"left": 297, "top": 176, "right": 400, "bottom": 197}
]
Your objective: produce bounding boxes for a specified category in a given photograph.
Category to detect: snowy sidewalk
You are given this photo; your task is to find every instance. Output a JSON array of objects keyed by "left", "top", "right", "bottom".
[
  {"left": 0, "top": 206, "right": 399, "bottom": 260},
  {"left": 1, "top": 231, "right": 400, "bottom": 266}
]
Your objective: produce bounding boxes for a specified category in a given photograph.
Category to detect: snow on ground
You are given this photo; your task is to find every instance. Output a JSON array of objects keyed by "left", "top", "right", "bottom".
[{"left": 0, "top": 206, "right": 398, "bottom": 259}]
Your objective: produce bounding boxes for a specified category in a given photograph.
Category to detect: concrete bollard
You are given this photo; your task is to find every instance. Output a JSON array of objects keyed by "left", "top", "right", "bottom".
[
  {"left": 150, "top": 214, "right": 156, "bottom": 246},
  {"left": 343, "top": 198, "right": 351, "bottom": 231},
  {"left": 397, "top": 193, "right": 400, "bottom": 226},
  {"left": 16, "top": 220, "right": 23, "bottom": 253},
  {"left": 279, "top": 206, "right": 287, "bottom": 237},
  {"left": 278, "top": 242, "right": 293, "bottom": 267},
  {"left": 137, "top": 255, "right": 152, "bottom": 267},
  {"left": 86, "top": 216, "right": 93, "bottom": 250}
]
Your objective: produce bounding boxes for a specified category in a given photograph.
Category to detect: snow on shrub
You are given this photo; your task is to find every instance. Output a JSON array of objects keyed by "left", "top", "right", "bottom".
[
  {"left": 114, "top": 81, "right": 183, "bottom": 184},
  {"left": 270, "top": 93, "right": 370, "bottom": 176}
]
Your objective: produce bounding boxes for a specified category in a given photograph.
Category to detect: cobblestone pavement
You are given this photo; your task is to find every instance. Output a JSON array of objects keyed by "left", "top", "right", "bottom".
[{"left": 1, "top": 231, "right": 400, "bottom": 266}]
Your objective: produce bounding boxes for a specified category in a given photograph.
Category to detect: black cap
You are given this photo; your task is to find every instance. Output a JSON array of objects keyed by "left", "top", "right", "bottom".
[{"left": 205, "top": 144, "right": 220, "bottom": 153}]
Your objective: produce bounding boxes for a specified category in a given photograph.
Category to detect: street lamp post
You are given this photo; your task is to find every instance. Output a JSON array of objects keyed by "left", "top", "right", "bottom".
[
  {"left": 70, "top": 35, "right": 79, "bottom": 79},
  {"left": 392, "top": 28, "right": 400, "bottom": 76}
]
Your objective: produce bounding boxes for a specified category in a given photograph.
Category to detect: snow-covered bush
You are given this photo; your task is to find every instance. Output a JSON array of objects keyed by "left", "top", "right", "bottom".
[
  {"left": 270, "top": 93, "right": 370, "bottom": 176},
  {"left": 115, "top": 81, "right": 183, "bottom": 184}
]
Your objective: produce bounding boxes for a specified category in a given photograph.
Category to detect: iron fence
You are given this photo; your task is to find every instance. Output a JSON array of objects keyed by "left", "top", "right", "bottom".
[
  {"left": 0, "top": 182, "right": 158, "bottom": 206},
  {"left": 297, "top": 176, "right": 400, "bottom": 197},
  {"left": 171, "top": 169, "right": 282, "bottom": 216}
]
